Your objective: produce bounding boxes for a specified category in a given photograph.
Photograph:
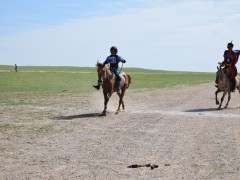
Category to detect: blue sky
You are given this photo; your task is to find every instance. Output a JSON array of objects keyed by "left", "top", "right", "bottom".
[{"left": 1, "top": 0, "right": 240, "bottom": 72}]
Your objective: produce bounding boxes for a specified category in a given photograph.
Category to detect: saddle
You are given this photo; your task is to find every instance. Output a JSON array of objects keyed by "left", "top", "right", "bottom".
[{"left": 110, "top": 72, "right": 129, "bottom": 88}]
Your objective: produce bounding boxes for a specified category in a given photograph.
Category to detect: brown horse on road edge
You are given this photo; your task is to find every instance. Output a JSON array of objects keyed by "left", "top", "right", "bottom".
[
  {"left": 215, "top": 66, "right": 240, "bottom": 110},
  {"left": 96, "top": 62, "right": 132, "bottom": 116}
]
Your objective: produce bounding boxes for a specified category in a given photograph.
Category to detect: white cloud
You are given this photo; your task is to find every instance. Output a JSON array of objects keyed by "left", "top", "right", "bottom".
[{"left": 1, "top": 0, "right": 240, "bottom": 72}]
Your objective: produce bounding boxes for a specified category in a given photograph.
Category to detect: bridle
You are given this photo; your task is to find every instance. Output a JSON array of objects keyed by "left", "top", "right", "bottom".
[{"left": 98, "top": 65, "right": 109, "bottom": 82}]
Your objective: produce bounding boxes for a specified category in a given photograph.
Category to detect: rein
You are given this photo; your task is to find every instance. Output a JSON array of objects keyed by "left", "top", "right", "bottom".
[{"left": 119, "top": 62, "right": 123, "bottom": 73}]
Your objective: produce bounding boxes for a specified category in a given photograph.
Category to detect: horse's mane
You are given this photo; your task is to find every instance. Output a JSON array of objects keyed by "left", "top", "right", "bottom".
[
  {"left": 96, "top": 61, "right": 103, "bottom": 68},
  {"left": 96, "top": 61, "right": 109, "bottom": 69}
]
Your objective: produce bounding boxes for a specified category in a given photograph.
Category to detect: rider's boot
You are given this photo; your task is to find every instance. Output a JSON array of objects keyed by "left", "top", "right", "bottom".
[
  {"left": 93, "top": 84, "right": 101, "bottom": 90},
  {"left": 93, "top": 80, "right": 102, "bottom": 90},
  {"left": 116, "top": 79, "right": 121, "bottom": 94},
  {"left": 215, "top": 80, "right": 218, "bottom": 88},
  {"left": 231, "top": 78, "right": 236, "bottom": 92}
]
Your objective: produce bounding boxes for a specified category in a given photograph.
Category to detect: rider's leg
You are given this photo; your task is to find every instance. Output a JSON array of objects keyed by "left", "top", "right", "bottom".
[
  {"left": 215, "top": 68, "right": 222, "bottom": 88},
  {"left": 93, "top": 77, "right": 102, "bottom": 90},
  {"left": 116, "top": 77, "right": 121, "bottom": 90},
  {"left": 215, "top": 78, "right": 218, "bottom": 88},
  {"left": 231, "top": 67, "right": 237, "bottom": 92},
  {"left": 113, "top": 69, "right": 121, "bottom": 93},
  {"left": 231, "top": 78, "right": 236, "bottom": 92}
]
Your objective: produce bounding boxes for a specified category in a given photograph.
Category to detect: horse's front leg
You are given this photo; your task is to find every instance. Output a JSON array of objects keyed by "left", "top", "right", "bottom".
[
  {"left": 101, "top": 92, "right": 110, "bottom": 116},
  {"left": 121, "top": 99, "right": 125, "bottom": 111},
  {"left": 116, "top": 87, "right": 126, "bottom": 114},
  {"left": 224, "top": 91, "right": 231, "bottom": 109},
  {"left": 218, "top": 91, "right": 227, "bottom": 110},
  {"left": 215, "top": 89, "right": 220, "bottom": 105}
]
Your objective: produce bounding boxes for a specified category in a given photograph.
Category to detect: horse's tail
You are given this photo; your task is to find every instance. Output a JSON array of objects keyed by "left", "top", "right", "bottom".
[
  {"left": 127, "top": 74, "right": 132, "bottom": 88},
  {"left": 236, "top": 76, "right": 240, "bottom": 94}
]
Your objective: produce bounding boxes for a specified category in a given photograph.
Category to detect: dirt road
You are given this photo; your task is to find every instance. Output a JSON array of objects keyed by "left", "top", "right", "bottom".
[{"left": 1, "top": 83, "right": 240, "bottom": 179}]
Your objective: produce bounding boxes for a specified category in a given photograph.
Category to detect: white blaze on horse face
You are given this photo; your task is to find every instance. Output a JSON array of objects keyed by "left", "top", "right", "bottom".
[{"left": 216, "top": 68, "right": 225, "bottom": 82}]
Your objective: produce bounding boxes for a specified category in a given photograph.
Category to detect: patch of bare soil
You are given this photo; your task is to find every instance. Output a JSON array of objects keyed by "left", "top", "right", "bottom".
[{"left": 1, "top": 83, "right": 240, "bottom": 179}]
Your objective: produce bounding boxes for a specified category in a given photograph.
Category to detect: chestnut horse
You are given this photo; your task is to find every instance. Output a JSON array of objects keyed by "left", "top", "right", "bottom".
[{"left": 96, "top": 62, "right": 132, "bottom": 116}]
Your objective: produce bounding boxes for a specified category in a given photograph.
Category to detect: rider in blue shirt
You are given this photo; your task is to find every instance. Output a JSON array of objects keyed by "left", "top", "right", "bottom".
[{"left": 93, "top": 46, "right": 126, "bottom": 92}]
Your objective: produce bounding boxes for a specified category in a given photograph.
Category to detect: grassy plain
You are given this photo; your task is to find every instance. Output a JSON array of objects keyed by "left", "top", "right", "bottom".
[{"left": 0, "top": 65, "right": 214, "bottom": 95}]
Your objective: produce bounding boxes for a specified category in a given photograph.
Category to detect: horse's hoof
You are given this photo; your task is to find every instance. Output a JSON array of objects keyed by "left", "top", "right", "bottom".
[
  {"left": 224, "top": 106, "right": 228, "bottom": 109},
  {"left": 217, "top": 107, "right": 221, "bottom": 110},
  {"left": 115, "top": 109, "right": 125, "bottom": 114},
  {"left": 216, "top": 101, "right": 219, "bottom": 105},
  {"left": 99, "top": 112, "right": 106, "bottom": 116}
]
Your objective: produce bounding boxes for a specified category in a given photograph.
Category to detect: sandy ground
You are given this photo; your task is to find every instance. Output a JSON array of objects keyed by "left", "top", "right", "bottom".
[{"left": 1, "top": 83, "right": 240, "bottom": 180}]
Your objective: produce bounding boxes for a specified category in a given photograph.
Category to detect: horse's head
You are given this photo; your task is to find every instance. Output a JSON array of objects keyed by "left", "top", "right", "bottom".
[
  {"left": 96, "top": 61, "right": 104, "bottom": 80},
  {"left": 216, "top": 66, "right": 226, "bottom": 83},
  {"left": 216, "top": 66, "right": 232, "bottom": 83},
  {"left": 96, "top": 61, "right": 110, "bottom": 80}
]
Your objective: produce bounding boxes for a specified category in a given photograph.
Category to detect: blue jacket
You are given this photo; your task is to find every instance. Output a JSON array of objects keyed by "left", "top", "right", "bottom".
[{"left": 104, "top": 55, "right": 125, "bottom": 70}]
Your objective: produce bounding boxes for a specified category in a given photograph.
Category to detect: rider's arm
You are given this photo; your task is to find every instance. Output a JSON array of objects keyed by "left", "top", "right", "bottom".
[
  {"left": 231, "top": 51, "right": 240, "bottom": 66},
  {"left": 220, "top": 60, "right": 225, "bottom": 67},
  {"left": 220, "top": 51, "right": 227, "bottom": 67},
  {"left": 227, "top": 50, "right": 240, "bottom": 67},
  {"left": 118, "top": 56, "right": 126, "bottom": 63},
  {"left": 103, "top": 57, "right": 111, "bottom": 66}
]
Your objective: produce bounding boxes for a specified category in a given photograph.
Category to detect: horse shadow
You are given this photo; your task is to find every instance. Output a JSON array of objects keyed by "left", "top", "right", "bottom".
[
  {"left": 185, "top": 108, "right": 218, "bottom": 113},
  {"left": 53, "top": 113, "right": 100, "bottom": 120}
]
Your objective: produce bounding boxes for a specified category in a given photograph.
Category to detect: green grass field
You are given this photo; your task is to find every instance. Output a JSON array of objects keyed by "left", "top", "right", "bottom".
[{"left": 0, "top": 65, "right": 214, "bottom": 95}]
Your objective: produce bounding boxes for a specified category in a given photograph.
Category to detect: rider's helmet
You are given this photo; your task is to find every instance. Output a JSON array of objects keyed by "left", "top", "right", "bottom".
[
  {"left": 110, "top": 46, "right": 118, "bottom": 52},
  {"left": 228, "top": 41, "right": 234, "bottom": 48}
]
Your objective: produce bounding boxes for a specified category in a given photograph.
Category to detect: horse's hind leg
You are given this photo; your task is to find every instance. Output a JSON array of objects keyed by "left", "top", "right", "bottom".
[
  {"left": 224, "top": 92, "right": 231, "bottom": 109},
  {"left": 121, "top": 87, "right": 126, "bottom": 111},
  {"left": 218, "top": 92, "right": 227, "bottom": 110},
  {"left": 116, "top": 94, "right": 123, "bottom": 114},
  {"left": 116, "top": 88, "right": 126, "bottom": 114}
]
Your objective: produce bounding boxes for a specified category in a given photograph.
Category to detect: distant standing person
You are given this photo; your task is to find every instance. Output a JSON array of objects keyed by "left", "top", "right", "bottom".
[{"left": 15, "top": 64, "right": 17, "bottom": 72}]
